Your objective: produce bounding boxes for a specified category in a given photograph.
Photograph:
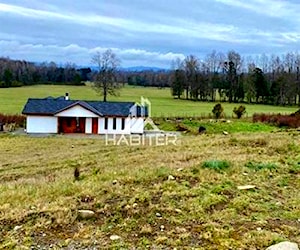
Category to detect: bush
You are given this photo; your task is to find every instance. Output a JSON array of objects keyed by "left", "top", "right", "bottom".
[
  {"left": 233, "top": 105, "right": 246, "bottom": 119},
  {"left": 0, "top": 113, "right": 26, "bottom": 127},
  {"left": 202, "top": 160, "right": 231, "bottom": 172},
  {"left": 212, "top": 104, "right": 224, "bottom": 119},
  {"left": 253, "top": 113, "right": 300, "bottom": 128},
  {"left": 291, "top": 109, "right": 300, "bottom": 116}
]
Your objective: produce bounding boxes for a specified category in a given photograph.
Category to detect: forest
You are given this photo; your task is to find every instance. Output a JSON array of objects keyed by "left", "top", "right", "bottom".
[{"left": 0, "top": 58, "right": 91, "bottom": 87}]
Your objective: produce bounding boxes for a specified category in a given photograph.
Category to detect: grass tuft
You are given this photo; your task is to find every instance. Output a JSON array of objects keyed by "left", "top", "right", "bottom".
[
  {"left": 245, "top": 161, "right": 278, "bottom": 171},
  {"left": 201, "top": 160, "right": 231, "bottom": 172}
]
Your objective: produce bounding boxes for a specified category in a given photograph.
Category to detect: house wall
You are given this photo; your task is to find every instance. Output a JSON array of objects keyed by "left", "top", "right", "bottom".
[
  {"left": 85, "top": 118, "right": 92, "bottom": 133},
  {"left": 130, "top": 118, "right": 144, "bottom": 134},
  {"left": 55, "top": 105, "right": 98, "bottom": 117},
  {"left": 130, "top": 105, "right": 137, "bottom": 116},
  {"left": 26, "top": 116, "right": 57, "bottom": 133},
  {"left": 98, "top": 117, "right": 132, "bottom": 134}
]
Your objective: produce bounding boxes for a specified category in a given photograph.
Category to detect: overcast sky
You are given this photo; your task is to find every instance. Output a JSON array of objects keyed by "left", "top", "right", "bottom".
[{"left": 1, "top": 0, "right": 300, "bottom": 68}]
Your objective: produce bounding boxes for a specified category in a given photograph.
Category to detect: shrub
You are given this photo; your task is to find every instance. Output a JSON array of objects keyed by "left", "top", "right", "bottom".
[
  {"left": 233, "top": 105, "right": 246, "bottom": 119},
  {"left": 202, "top": 160, "right": 231, "bottom": 172},
  {"left": 245, "top": 161, "right": 277, "bottom": 171},
  {"left": 291, "top": 109, "right": 300, "bottom": 116},
  {"left": 212, "top": 104, "right": 224, "bottom": 119},
  {"left": 0, "top": 113, "right": 26, "bottom": 127},
  {"left": 253, "top": 113, "right": 300, "bottom": 128}
]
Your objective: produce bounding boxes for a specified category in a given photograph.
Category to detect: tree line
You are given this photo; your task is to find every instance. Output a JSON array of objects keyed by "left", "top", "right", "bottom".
[
  {"left": 0, "top": 57, "right": 91, "bottom": 87},
  {"left": 170, "top": 50, "right": 300, "bottom": 106},
  {"left": 109, "top": 50, "right": 300, "bottom": 106}
]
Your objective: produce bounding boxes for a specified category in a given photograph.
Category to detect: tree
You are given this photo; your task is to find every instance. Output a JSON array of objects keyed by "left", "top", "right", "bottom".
[
  {"left": 3, "top": 69, "right": 13, "bottom": 87},
  {"left": 171, "top": 69, "right": 185, "bottom": 98},
  {"left": 91, "top": 49, "right": 121, "bottom": 102},
  {"left": 184, "top": 55, "right": 200, "bottom": 99},
  {"left": 250, "top": 68, "right": 269, "bottom": 103}
]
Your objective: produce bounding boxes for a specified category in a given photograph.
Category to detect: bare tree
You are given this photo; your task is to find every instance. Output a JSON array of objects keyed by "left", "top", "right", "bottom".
[
  {"left": 184, "top": 55, "right": 200, "bottom": 99},
  {"left": 91, "top": 49, "right": 121, "bottom": 102}
]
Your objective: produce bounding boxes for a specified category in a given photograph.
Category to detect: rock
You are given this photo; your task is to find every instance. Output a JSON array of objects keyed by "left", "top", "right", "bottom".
[
  {"left": 110, "top": 235, "right": 121, "bottom": 241},
  {"left": 175, "top": 208, "right": 182, "bottom": 213},
  {"left": 78, "top": 209, "right": 95, "bottom": 219},
  {"left": 132, "top": 203, "right": 138, "bottom": 208},
  {"left": 223, "top": 131, "right": 229, "bottom": 135},
  {"left": 266, "top": 241, "right": 299, "bottom": 250},
  {"left": 112, "top": 180, "right": 118, "bottom": 185},
  {"left": 156, "top": 212, "right": 162, "bottom": 218},
  {"left": 177, "top": 168, "right": 184, "bottom": 172},
  {"left": 14, "top": 225, "right": 22, "bottom": 231},
  {"left": 237, "top": 185, "right": 256, "bottom": 190},
  {"left": 160, "top": 225, "right": 165, "bottom": 231},
  {"left": 168, "top": 175, "right": 175, "bottom": 180}
]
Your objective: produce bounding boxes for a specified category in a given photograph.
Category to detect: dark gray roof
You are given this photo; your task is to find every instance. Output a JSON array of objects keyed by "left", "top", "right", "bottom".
[{"left": 22, "top": 97, "right": 136, "bottom": 117}]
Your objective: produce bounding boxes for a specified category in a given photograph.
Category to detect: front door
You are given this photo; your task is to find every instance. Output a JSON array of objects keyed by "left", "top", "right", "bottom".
[
  {"left": 92, "top": 118, "right": 98, "bottom": 134},
  {"left": 58, "top": 117, "right": 86, "bottom": 133}
]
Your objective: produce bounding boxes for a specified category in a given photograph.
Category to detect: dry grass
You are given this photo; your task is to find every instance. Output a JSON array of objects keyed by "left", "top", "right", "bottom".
[{"left": 0, "top": 132, "right": 299, "bottom": 249}]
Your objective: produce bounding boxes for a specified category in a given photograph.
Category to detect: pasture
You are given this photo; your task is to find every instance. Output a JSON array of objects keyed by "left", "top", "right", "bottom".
[
  {"left": 0, "top": 85, "right": 298, "bottom": 117},
  {"left": 0, "top": 131, "right": 299, "bottom": 249}
]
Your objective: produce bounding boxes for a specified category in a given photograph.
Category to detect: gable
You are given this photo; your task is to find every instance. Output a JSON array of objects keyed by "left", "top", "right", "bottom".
[{"left": 55, "top": 105, "right": 99, "bottom": 117}]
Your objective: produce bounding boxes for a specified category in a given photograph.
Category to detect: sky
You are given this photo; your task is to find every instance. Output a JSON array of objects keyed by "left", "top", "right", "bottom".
[{"left": 1, "top": 0, "right": 300, "bottom": 68}]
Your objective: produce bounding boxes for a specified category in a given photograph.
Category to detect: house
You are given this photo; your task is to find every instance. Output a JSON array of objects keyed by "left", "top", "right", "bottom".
[{"left": 22, "top": 93, "right": 148, "bottom": 134}]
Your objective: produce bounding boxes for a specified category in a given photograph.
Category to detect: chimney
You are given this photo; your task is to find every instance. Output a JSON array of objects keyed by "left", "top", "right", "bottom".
[{"left": 65, "top": 93, "right": 69, "bottom": 100}]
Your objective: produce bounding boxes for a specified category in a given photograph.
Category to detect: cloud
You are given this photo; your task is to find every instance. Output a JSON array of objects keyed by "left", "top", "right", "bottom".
[
  {"left": 1, "top": 1, "right": 300, "bottom": 67},
  {"left": 214, "top": 0, "right": 300, "bottom": 19},
  {"left": 0, "top": 41, "right": 185, "bottom": 67}
]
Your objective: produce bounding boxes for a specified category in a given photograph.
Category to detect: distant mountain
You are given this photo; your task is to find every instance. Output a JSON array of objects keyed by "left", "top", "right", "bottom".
[
  {"left": 71, "top": 65, "right": 169, "bottom": 72},
  {"left": 120, "top": 66, "right": 168, "bottom": 72}
]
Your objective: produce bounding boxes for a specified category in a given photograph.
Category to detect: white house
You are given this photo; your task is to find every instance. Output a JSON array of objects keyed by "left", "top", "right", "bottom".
[{"left": 22, "top": 94, "right": 148, "bottom": 134}]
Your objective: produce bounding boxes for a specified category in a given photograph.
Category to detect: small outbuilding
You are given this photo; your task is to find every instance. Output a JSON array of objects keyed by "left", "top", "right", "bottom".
[{"left": 22, "top": 93, "right": 148, "bottom": 134}]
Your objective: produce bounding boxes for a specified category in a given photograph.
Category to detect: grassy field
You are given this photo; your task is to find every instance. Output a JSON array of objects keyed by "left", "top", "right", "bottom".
[
  {"left": 0, "top": 131, "right": 299, "bottom": 249},
  {"left": 0, "top": 85, "right": 298, "bottom": 117}
]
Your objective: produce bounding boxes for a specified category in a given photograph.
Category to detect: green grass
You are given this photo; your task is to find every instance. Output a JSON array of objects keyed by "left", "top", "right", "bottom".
[
  {"left": 0, "top": 85, "right": 297, "bottom": 116},
  {"left": 245, "top": 161, "right": 278, "bottom": 171},
  {"left": 0, "top": 132, "right": 299, "bottom": 248},
  {"left": 201, "top": 160, "right": 231, "bottom": 172},
  {"left": 154, "top": 118, "right": 277, "bottom": 134}
]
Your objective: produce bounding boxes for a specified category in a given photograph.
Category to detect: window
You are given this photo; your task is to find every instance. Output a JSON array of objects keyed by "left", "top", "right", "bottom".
[
  {"left": 121, "top": 118, "right": 125, "bottom": 130},
  {"left": 104, "top": 117, "right": 108, "bottom": 130},
  {"left": 113, "top": 117, "right": 117, "bottom": 130}
]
